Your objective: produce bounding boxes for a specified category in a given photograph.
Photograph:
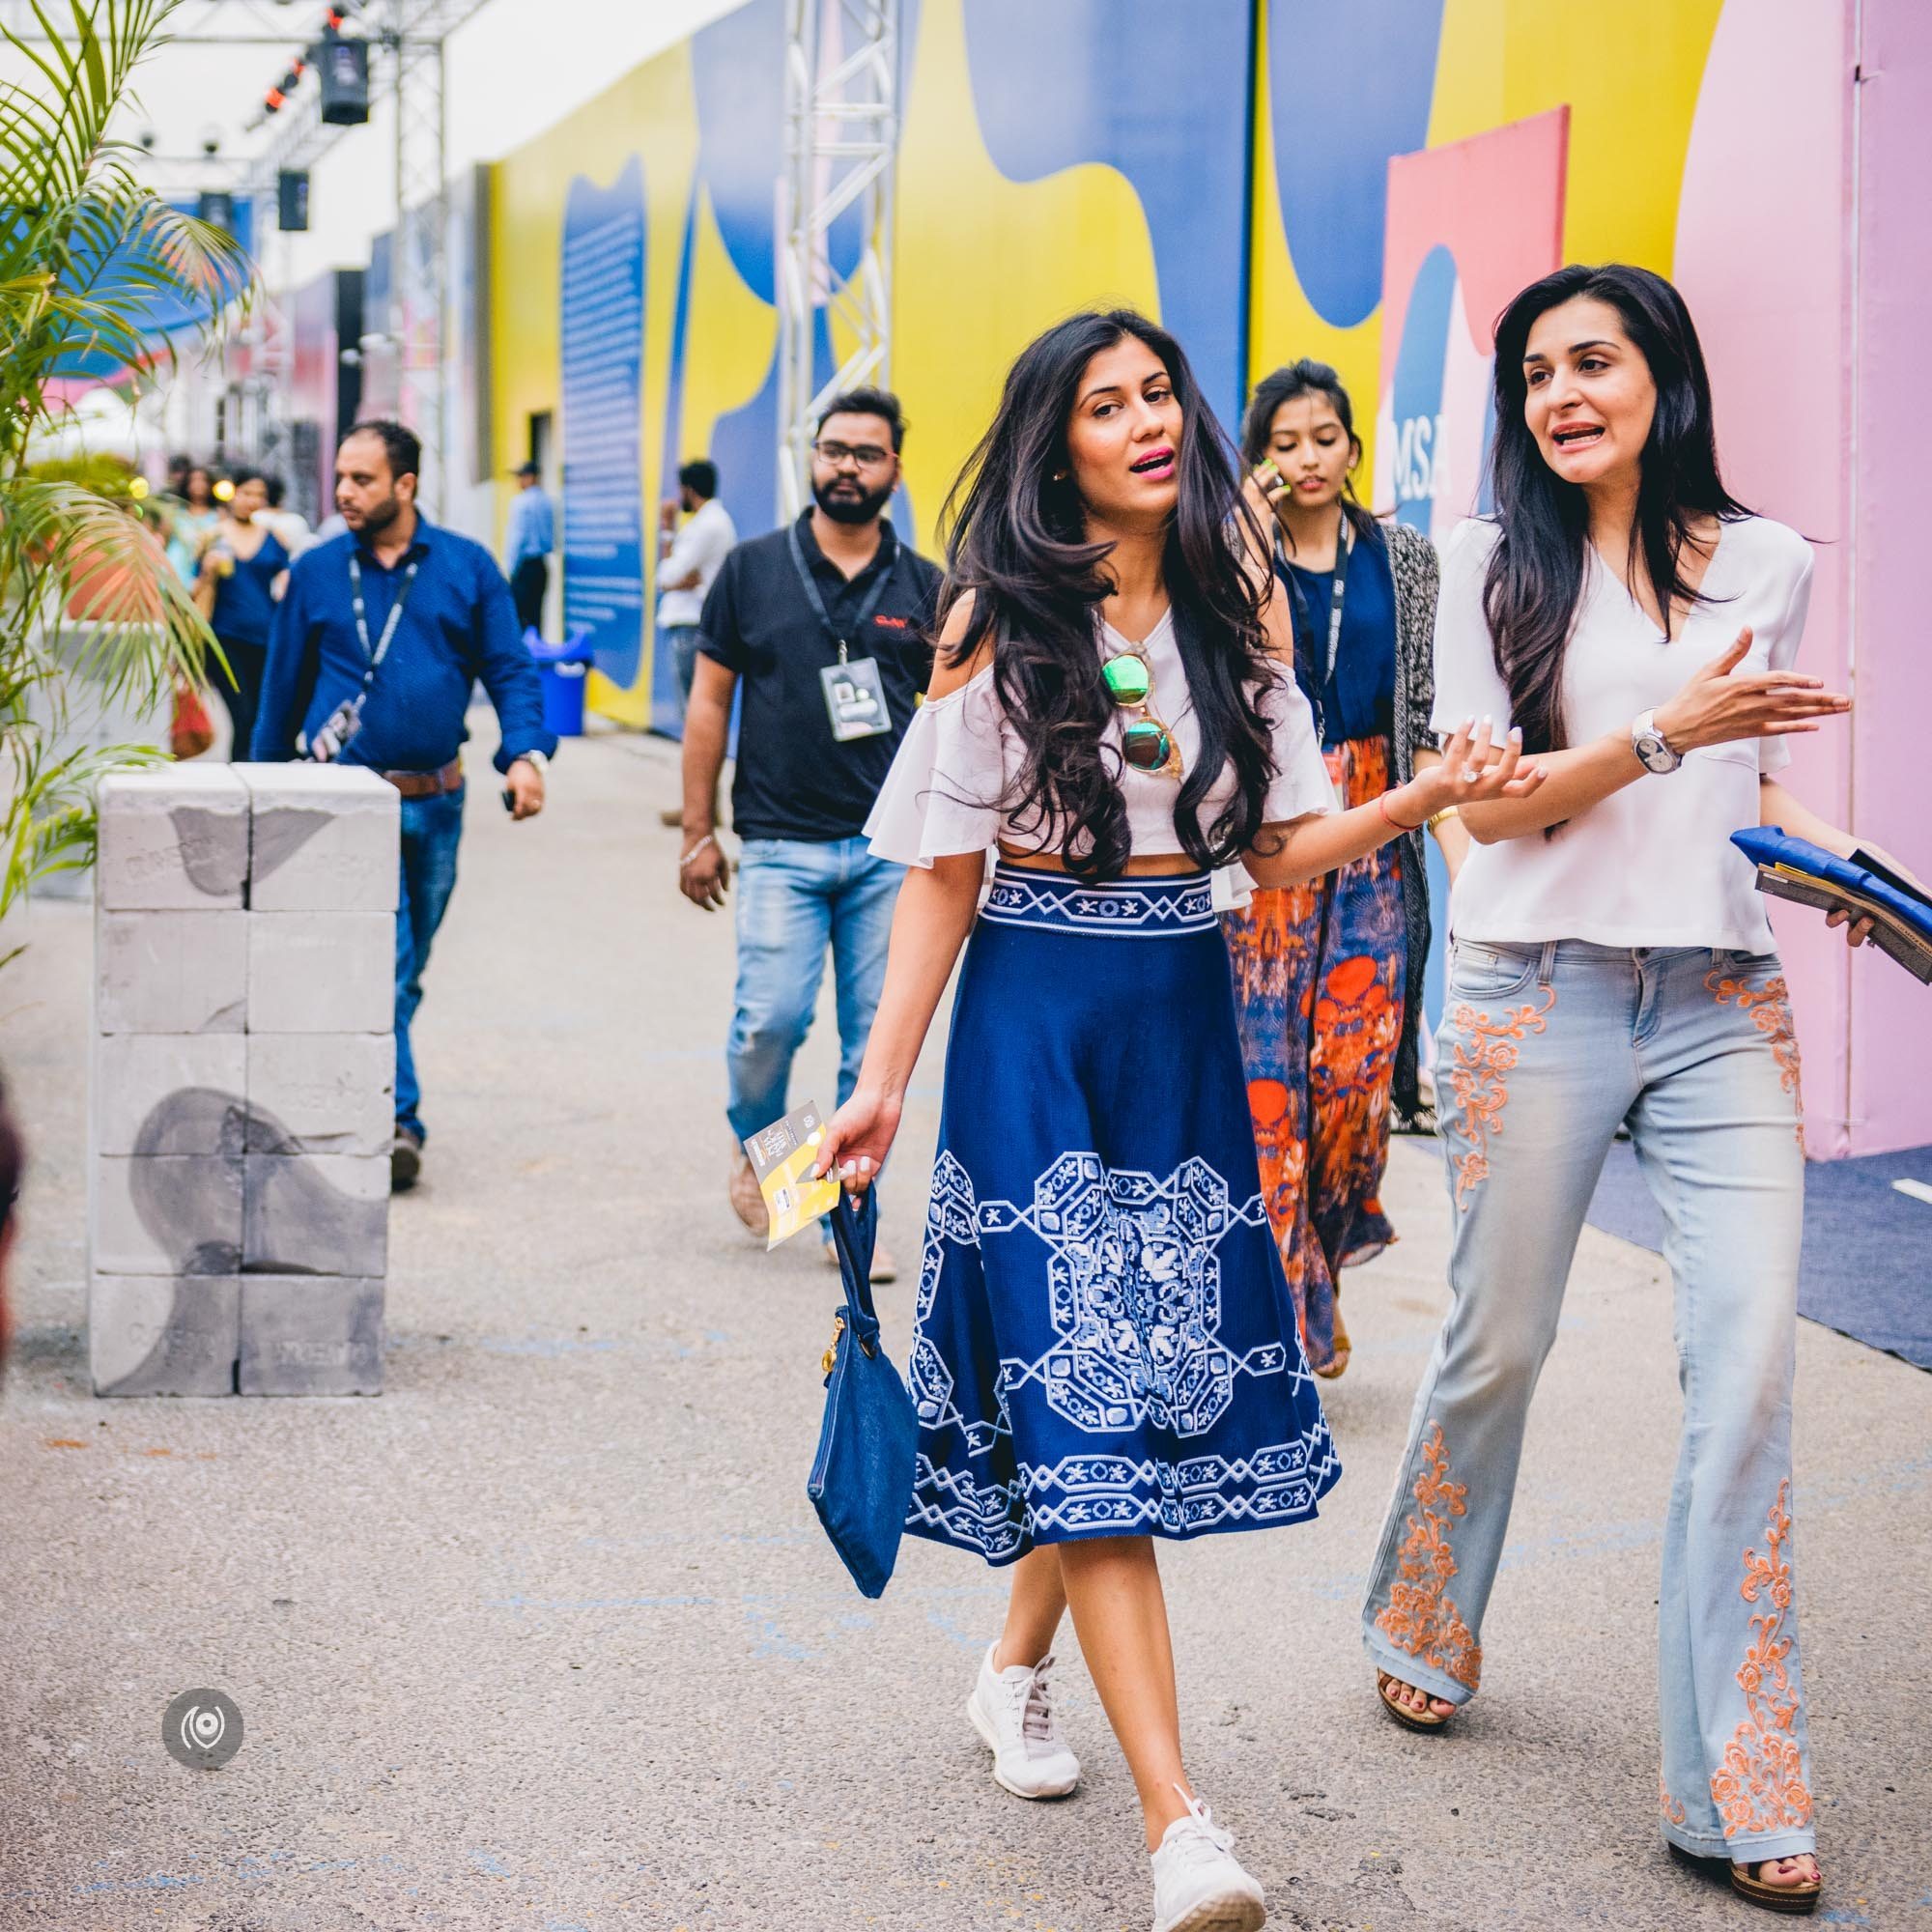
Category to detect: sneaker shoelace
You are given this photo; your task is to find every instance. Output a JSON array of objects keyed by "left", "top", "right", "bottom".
[
  {"left": 1008, "top": 1653, "right": 1059, "bottom": 1751},
  {"left": 1162, "top": 1792, "right": 1236, "bottom": 1873}
]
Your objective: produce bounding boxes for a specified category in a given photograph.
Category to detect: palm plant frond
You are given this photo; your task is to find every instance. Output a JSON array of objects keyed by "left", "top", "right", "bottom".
[{"left": 0, "top": 0, "right": 259, "bottom": 959}]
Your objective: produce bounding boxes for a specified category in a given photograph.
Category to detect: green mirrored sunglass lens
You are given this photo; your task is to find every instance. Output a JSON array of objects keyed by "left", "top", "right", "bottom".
[
  {"left": 1122, "top": 721, "right": 1171, "bottom": 770},
  {"left": 1102, "top": 655, "right": 1151, "bottom": 704}
]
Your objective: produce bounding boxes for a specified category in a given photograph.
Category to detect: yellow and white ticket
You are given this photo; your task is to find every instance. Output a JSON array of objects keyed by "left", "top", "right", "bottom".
[{"left": 742, "top": 1101, "right": 841, "bottom": 1250}]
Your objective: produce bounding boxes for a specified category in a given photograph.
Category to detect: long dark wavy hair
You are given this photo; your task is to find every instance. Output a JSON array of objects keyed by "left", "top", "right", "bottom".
[
  {"left": 939, "top": 310, "right": 1278, "bottom": 881},
  {"left": 1241, "top": 357, "right": 1383, "bottom": 551},
  {"left": 1485, "top": 263, "right": 1750, "bottom": 756}
]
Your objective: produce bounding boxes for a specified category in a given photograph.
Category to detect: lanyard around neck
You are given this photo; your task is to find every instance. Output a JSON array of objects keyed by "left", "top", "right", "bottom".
[
  {"left": 1282, "top": 515, "right": 1354, "bottom": 691},
  {"left": 347, "top": 552, "right": 422, "bottom": 672},
  {"left": 788, "top": 523, "right": 896, "bottom": 664}
]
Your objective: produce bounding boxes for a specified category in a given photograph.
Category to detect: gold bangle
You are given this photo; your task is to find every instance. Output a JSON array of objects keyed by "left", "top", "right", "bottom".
[{"left": 1426, "top": 806, "right": 1461, "bottom": 835}]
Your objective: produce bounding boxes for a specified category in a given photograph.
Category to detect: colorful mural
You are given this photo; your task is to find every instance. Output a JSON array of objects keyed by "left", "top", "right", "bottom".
[{"left": 481, "top": 0, "right": 1928, "bottom": 1156}]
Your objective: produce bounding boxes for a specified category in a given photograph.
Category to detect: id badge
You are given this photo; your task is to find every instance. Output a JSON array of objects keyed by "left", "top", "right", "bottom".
[
  {"left": 820, "top": 656, "right": 892, "bottom": 742},
  {"left": 1322, "top": 746, "right": 1348, "bottom": 813}
]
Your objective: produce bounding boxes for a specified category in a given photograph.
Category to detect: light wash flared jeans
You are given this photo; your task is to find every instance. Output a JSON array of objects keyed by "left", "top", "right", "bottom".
[{"left": 1361, "top": 939, "right": 1816, "bottom": 1863}]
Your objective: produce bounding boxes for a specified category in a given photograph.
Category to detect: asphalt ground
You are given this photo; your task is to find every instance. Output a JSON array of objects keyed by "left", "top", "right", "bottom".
[{"left": 2, "top": 721, "right": 1927, "bottom": 1932}]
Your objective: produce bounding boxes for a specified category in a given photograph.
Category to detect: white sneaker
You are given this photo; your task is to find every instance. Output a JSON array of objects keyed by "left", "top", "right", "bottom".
[
  {"left": 1150, "top": 1788, "right": 1265, "bottom": 1932},
  {"left": 965, "top": 1642, "right": 1080, "bottom": 1799}
]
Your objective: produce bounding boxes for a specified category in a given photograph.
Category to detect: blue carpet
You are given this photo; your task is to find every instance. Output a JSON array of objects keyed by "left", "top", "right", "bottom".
[{"left": 1587, "top": 1142, "right": 1932, "bottom": 1370}]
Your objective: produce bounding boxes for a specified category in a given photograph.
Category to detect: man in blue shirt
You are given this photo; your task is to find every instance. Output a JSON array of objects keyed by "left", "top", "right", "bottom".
[
  {"left": 254, "top": 419, "right": 557, "bottom": 1191},
  {"left": 503, "top": 459, "right": 554, "bottom": 636}
]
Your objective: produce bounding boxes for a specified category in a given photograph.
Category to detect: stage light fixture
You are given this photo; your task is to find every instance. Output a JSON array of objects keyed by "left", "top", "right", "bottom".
[
  {"left": 278, "top": 168, "right": 311, "bottom": 232},
  {"left": 318, "top": 28, "right": 370, "bottom": 126}
]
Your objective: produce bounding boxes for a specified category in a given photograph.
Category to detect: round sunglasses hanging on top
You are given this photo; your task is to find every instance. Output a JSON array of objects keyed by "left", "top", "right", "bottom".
[{"left": 1102, "top": 648, "right": 1183, "bottom": 780}]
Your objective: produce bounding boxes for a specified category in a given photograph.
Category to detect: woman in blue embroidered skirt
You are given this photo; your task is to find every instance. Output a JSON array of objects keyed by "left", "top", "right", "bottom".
[{"left": 817, "top": 310, "right": 1541, "bottom": 1932}]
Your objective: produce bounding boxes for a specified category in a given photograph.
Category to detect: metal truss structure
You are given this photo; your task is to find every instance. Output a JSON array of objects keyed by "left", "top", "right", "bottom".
[
  {"left": 0, "top": 0, "right": 306, "bottom": 46},
  {"left": 776, "top": 0, "right": 900, "bottom": 521},
  {"left": 243, "top": 0, "right": 491, "bottom": 518},
  {"left": 0, "top": 0, "right": 497, "bottom": 511}
]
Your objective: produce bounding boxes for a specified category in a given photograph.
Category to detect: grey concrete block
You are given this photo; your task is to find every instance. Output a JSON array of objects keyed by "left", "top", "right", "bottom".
[
  {"left": 91, "top": 1154, "right": 243, "bottom": 1275},
  {"left": 90, "top": 1274, "right": 240, "bottom": 1396},
  {"left": 244, "top": 1035, "right": 394, "bottom": 1154},
  {"left": 92, "top": 1036, "right": 247, "bottom": 1155},
  {"left": 96, "top": 766, "right": 249, "bottom": 910},
  {"left": 96, "top": 910, "right": 248, "bottom": 1034},
  {"left": 239, "top": 1276, "right": 384, "bottom": 1395},
  {"left": 238, "top": 763, "right": 400, "bottom": 913},
  {"left": 242, "top": 1153, "right": 388, "bottom": 1276},
  {"left": 246, "top": 912, "right": 393, "bottom": 1034}
]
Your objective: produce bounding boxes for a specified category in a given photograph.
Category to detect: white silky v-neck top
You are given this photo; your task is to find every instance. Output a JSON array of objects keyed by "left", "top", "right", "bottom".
[
  {"left": 1433, "top": 514, "right": 1815, "bottom": 951},
  {"left": 863, "top": 607, "right": 1333, "bottom": 901}
]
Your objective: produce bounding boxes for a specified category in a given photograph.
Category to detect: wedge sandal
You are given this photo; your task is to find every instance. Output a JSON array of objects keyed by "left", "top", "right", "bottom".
[
  {"left": 1730, "top": 1858, "right": 1822, "bottom": 1915},
  {"left": 1375, "top": 1670, "right": 1453, "bottom": 1733},
  {"left": 1668, "top": 1841, "right": 1821, "bottom": 1916}
]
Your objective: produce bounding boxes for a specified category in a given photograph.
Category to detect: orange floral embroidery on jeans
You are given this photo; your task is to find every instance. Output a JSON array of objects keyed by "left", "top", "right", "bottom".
[
  {"left": 1442, "top": 987, "right": 1556, "bottom": 1209},
  {"left": 1660, "top": 1776, "right": 1689, "bottom": 1829},
  {"left": 1709, "top": 1482, "right": 1813, "bottom": 1839},
  {"left": 1707, "top": 970, "right": 1804, "bottom": 1145},
  {"left": 1373, "top": 1421, "right": 1483, "bottom": 1691}
]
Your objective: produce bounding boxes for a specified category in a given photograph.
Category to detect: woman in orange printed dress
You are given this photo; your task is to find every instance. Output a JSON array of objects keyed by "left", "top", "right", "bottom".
[{"left": 1223, "top": 362, "right": 1466, "bottom": 1378}]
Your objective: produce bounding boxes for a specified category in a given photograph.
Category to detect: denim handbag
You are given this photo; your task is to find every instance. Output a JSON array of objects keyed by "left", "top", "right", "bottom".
[{"left": 807, "top": 1187, "right": 919, "bottom": 1598}]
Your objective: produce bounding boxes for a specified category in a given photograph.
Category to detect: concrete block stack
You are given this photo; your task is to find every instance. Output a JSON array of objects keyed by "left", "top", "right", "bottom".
[{"left": 88, "top": 763, "right": 399, "bottom": 1398}]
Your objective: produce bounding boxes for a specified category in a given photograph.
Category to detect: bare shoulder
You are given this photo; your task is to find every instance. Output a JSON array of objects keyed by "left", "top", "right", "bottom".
[{"left": 927, "top": 587, "right": 993, "bottom": 699}]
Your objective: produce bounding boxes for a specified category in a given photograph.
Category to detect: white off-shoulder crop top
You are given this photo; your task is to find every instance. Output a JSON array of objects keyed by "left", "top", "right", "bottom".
[{"left": 864, "top": 608, "right": 1333, "bottom": 895}]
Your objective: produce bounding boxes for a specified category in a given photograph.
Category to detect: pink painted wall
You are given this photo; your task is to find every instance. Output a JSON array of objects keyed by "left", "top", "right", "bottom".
[
  {"left": 1846, "top": 0, "right": 1932, "bottom": 1153},
  {"left": 1674, "top": 0, "right": 1856, "bottom": 1155},
  {"left": 1676, "top": 0, "right": 1929, "bottom": 1158}
]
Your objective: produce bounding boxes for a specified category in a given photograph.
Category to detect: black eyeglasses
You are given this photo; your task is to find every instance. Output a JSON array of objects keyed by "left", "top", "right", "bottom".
[{"left": 812, "top": 440, "right": 892, "bottom": 469}]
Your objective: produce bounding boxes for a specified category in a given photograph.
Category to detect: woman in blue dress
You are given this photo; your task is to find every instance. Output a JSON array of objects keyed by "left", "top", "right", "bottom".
[
  {"left": 191, "top": 469, "right": 290, "bottom": 759},
  {"left": 819, "top": 310, "right": 1540, "bottom": 1932},
  {"left": 1224, "top": 360, "right": 1451, "bottom": 1378}
]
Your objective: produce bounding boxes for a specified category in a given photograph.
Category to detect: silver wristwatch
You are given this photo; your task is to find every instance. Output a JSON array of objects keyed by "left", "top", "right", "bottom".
[
  {"left": 1631, "top": 709, "right": 1683, "bottom": 775},
  {"left": 512, "top": 749, "right": 550, "bottom": 776}
]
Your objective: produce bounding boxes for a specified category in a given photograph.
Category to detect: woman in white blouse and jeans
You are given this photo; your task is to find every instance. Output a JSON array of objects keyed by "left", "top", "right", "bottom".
[
  {"left": 815, "top": 310, "right": 1538, "bottom": 1932},
  {"left": 1359, "top": 264, "right": 1905, "bottom": 1917}
]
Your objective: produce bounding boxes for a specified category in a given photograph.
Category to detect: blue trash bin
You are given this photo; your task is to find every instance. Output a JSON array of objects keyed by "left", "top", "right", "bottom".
[{"left": 526, "top": 626, "right": 595, "bottom": 739}]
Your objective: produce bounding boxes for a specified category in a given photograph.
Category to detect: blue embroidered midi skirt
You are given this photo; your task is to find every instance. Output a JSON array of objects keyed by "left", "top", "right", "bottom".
[{"left": 907, "top": 866, "right": 1343, "bottom": 1565}]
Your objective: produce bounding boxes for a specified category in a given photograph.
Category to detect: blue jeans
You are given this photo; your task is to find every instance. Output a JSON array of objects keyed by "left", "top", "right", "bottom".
[
  {"left": 726, "top": 838, "right": 903, "bottom": 1156},
  {"left": 664, "top": 623, "right": 701, "bottom": 711},
  {"left": 1361, "top": 940, "right": 1814, "bottom": 1861},
  {"left": 393, "top": 787, "right": 466, "bottom": 1140}
]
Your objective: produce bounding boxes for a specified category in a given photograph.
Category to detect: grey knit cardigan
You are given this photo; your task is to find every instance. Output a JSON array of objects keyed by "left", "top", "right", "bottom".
[{"left": 1380, "top": 519, "right": 1441, "bottom": 1125}]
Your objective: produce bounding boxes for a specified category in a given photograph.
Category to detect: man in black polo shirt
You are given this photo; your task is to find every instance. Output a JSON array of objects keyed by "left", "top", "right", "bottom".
[{"left": 678, "top": 387, "right": 941, "bottom": 1279}]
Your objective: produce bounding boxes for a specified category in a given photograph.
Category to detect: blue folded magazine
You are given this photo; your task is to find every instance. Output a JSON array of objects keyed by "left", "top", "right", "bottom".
[{"left": 1732, "top": 826, "right": 1932, "bottom": 983}]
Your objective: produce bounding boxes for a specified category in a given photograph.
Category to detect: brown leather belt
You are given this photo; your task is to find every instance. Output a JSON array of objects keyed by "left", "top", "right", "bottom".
[{"left": 383, "top": 757, "right": 463, "bottom": 799}]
